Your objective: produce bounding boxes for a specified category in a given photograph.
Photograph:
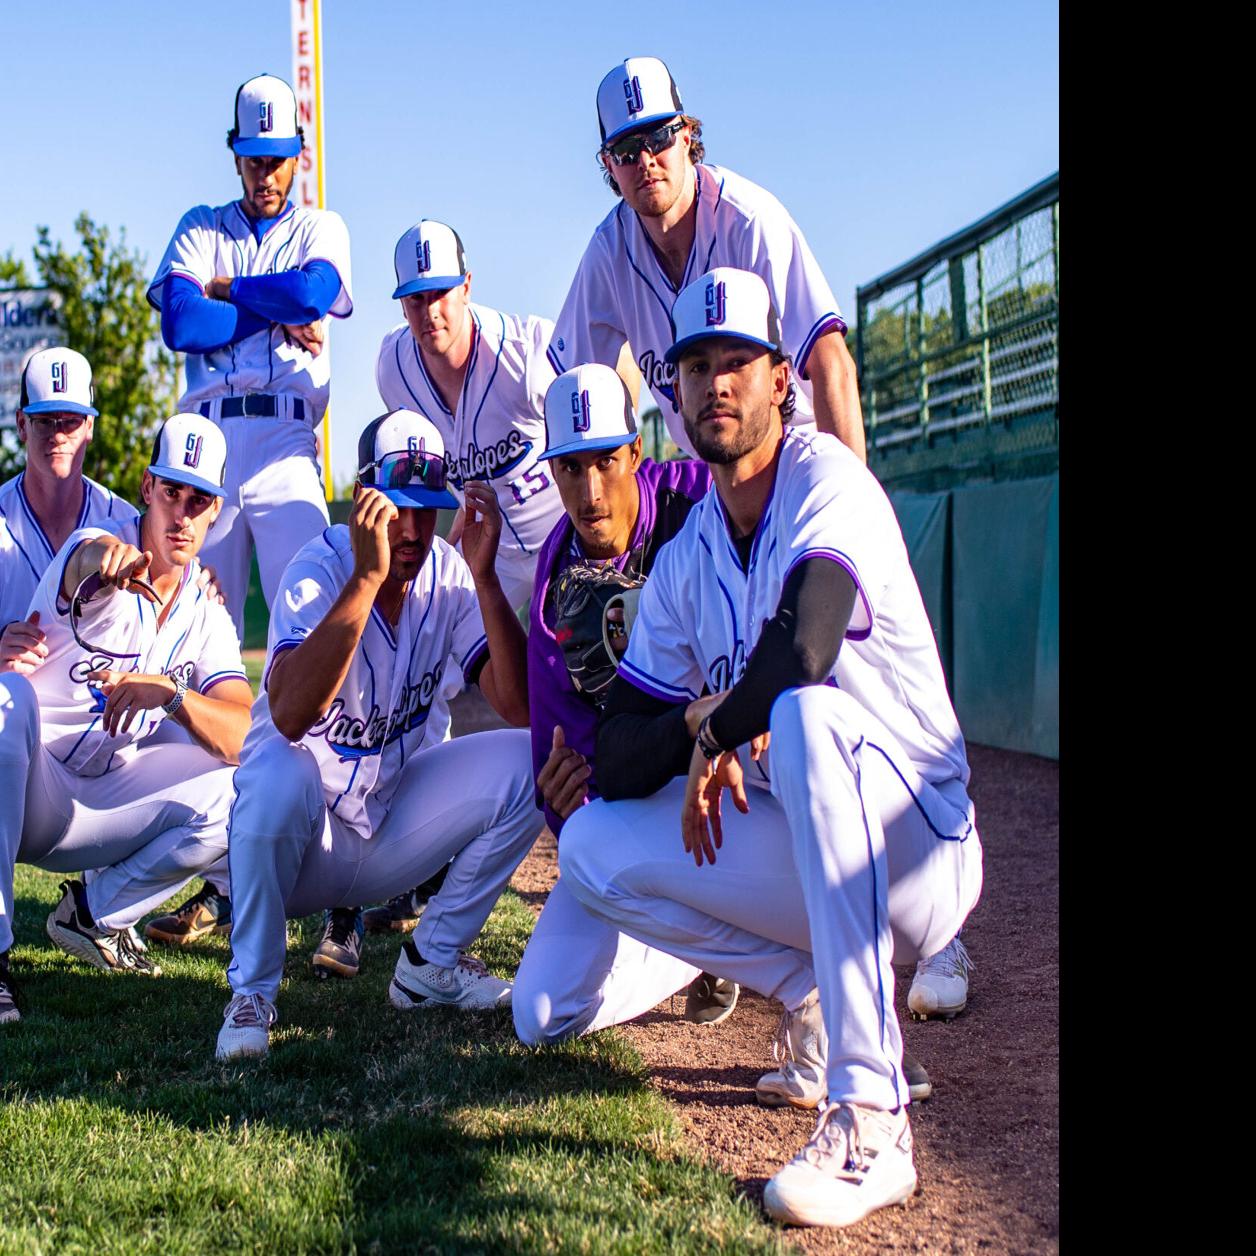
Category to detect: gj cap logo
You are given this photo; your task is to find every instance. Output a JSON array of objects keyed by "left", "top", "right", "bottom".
[
  {"left": 51, "top": 361, "right": 68, "bottom": 393},
  {"left": 571, "top": 389, "right": 591, "bottom": 433},
  {"left": 184, "top": 433, "right": 203, "bottom": 469},
  {"left": 258, "top": 102, "right": 273, "bottom": 133},
  {"left": 704, "top": 280, "right": 727, "bottom": 327},
  {"left": 623, "top": 75, "right": 644, "bottom": 115},
  {"left": 416, "top": 240, "right": 431, "bottom": 274}
]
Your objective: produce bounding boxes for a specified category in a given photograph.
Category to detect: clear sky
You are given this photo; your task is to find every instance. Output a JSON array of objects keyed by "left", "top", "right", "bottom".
[{"left": 0, "top": 1, "right": 1057, "bottom": 489}]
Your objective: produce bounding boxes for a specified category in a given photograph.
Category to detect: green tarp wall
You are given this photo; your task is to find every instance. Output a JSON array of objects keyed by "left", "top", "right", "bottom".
[{"left": 887, "top": 474, "right": 1059, "bottom": 759}]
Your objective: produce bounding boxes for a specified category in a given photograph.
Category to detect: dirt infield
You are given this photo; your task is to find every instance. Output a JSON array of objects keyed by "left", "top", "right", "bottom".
[{"left": 499, "top": 710, "right": 1059, "bottom": 1252}]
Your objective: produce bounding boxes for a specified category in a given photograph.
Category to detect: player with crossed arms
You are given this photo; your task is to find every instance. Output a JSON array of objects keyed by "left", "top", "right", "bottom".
[
  {"left": 0, "top": 414, "right": 252, "bottom": 1025},
  {"left": 145, "top": 72, "right": 353, "bottom": 949},
  {"left": 556, "top": 269, "right": 984, "bottom": 1228},
  {"left": 548, "top": 56, "right": 864, "bottom": 461},
  {"left": 215, "top": 409, "right": 543, "bottom": 1062}
]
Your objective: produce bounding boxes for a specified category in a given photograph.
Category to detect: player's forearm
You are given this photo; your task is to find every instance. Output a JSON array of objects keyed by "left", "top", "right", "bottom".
[
  {"left": 173, "top": 691, "right": 252, "bottom": 765},
  {"left": 161, "top": 276, "right": 270, "bottom": 352},
  {"left": 268, "top": 576, "right": 378, "bottom": 742},
  {"left": 596, "top": 676, "right": 694, "bottom": 800},
  {"left": 475, "top": 576, "right": 529, "bottom": 727},
  {"left": 229, "top": 262, "right": 340, "bottom": 325},
  {"left": 60, "top": 538, "right": 116, "bottom": 603},
  {"left": 807, "top": 332, "right": 867, "bottom": 461}
]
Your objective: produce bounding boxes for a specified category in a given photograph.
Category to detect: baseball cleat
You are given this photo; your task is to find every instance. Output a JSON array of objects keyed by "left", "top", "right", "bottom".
[
  {"left": 902, "top": 1049, "right": 932, "bottom": 1102},
  {"left": 684, "top": 973, "right": 740, "bottom": 1026},
  {"left": 907, "top": 936, "right": 974, "bottom": 1021},
  {"left": 388, "top": 940, "right": 512, "bottom": 1011},
  {"left": 756, "top": 989, "right": 827, "bottom": 1109},
  {"left": 46, "top": 880, "right": 162, "bottom": 975},
  {"left": 312, "top": 908, "right": 364, "bottom": 979},
  {"left": 763, "top": 1102, "right": 917, "bottom": 1228},
  {"left": 0, "top": 953, "right": 19, "bottom": 1026},
  {"left": 362, "top": 864, "right": 451, "bottom": 935},
  {"left": 126, "top": 925, "right": 149, "bottom": 954},
  {"left": 216, "top": 992, "right": 277, "bottom": 1061},
  {"left": 144, "top": 882, "right": 232, "bottom": 945}
]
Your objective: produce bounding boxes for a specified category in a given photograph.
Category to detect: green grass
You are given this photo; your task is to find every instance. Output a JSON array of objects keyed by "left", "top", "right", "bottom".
[{"left": 1, "top": 870, "right": 787, "bottom": 1254}]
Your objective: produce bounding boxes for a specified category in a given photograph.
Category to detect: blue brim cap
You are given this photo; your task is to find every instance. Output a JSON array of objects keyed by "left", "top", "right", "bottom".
[
  {"left": 378, "top": 485, "right": 460, "bottom": 510},
  {"left": 147, "top": 464, "right": 224, "bottom": 497},
  {"left": 232, "top": 135, "right": 302, "bottom": 158},
  {"left": 664, "top": 330, "right": 778, "bottom": 365},
  {"left": 538, "top": 430, "right": 637, "bottom": 462},
  {"left": 23, "top": 398, "right": 98, "bottom": 417},
  {"left": 392, "top": 274, "right": 468, "bottom": 299}
]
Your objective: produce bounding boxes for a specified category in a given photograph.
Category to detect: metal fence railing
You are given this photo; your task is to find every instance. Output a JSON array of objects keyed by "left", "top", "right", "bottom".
[{"left": 855, "top": 172, "right": 1059, "bottom": 490}]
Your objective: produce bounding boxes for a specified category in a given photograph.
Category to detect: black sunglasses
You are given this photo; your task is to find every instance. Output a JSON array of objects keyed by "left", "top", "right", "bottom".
[
  {"left": 603, "top": 120, "right": 685, "bottom": 168},
  {"left": 69, "top": 571, "right": 161, "bottom": 661}
]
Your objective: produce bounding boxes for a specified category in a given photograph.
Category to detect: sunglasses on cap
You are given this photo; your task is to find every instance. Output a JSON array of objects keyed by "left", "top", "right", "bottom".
[
  {"left": 28, "top": 413, "right": 88, "bottom": 435},
  {"left": 603, "top": 119, "right": 685, "bottom": 167},
  {"left": 358, "top": 446, "right": 449, "bottom": 493}
]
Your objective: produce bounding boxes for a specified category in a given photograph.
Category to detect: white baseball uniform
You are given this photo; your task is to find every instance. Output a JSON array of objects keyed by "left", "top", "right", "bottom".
[
  {"left": 225, "top": 525, "right": 543, "bottom": 1003},
  {"left": 147, "top": 201, "right": 354, "bottom": 634},
  {"left": 0, "top": 523, "right": 247, "bottom": 954},
  {"left": 547, "top": 164, "right": 846, "bottom": 457},
  {"left": 558, "top": 429, "right": 984, "bottom": 1112},
  {"left": 375, "top": 305, "right": 564, "bottom": 610},
  {"left": 0, "top": 472, "right": 138, "bottom": 629}
]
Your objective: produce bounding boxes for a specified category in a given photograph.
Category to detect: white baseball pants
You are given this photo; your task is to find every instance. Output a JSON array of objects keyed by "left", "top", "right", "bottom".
[
  {"left": 200, "top": 416, "right": 330, "bottom": 638},
  {"left": 559, "top": 685, "right": 983, "bottom": 1112},
  {"left": 224, "top": 728, "right": 544, "bottom": 1003},
  {"left": 0, "top": 674, "right": 236, "bottom": 953}
]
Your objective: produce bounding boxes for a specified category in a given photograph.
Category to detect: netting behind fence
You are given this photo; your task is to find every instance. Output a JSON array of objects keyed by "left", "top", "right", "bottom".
[{"left": 856, "top": 173, "right": 1059, "bottom": 491}]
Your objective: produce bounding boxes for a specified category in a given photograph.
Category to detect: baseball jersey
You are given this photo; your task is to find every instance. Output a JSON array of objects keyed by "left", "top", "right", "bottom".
[
  {"left": 620, "top": 429, "right": 969, "bottom": 792},
  {"left": 547, "top": 164, "right": 846, "bottom": 457},
  {"left": 376, "top": 305, "right": 564, "bottom": 561},
  {"left": 0, "top": 472, "right": 138, "bottom": 628},
  {"left": 147, "top": 201, "right": 353, "bottom": 419},
  {"left": 25, "top": 521, "right": 248, "bottom": 778},
  {"left": 245, "top": 527, "right": 490, "bottom": 839},
  {"left": 527, "top": 457, "right": 712, "bottom": 836}
]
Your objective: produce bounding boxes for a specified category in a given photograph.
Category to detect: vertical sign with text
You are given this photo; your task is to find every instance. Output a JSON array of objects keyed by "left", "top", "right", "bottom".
[{"left": 290, "top": 0, "right": 323, "bottom": 210}]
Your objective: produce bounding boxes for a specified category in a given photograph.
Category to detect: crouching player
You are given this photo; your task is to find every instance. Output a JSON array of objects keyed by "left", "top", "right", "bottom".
[
  {"left": 215, "top": 409, "right": 543, "bottom": 1061},
  {"left": 1, "top": 414, "right": 252, "bottom": 1024}
]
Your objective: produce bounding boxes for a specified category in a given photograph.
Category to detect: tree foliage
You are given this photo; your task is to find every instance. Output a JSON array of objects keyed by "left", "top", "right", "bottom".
[{"left": 1, "top": 214, "right": 177, "bottom": 500}]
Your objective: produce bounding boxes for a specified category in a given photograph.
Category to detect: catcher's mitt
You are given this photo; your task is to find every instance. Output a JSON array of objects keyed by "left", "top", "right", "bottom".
[{"left": 550, "top": 561, "right": 646, "bottom": 704}]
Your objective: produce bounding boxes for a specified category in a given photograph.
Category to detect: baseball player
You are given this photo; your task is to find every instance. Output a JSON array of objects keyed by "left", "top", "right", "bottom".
[
  {"left": 0, "top": 414, "right": 252, "bottom": 1026},
  {"left": 511, "top": 363, "right": 731, "bottom": 1045},
  {"left": 555, "top": 269, "right": 983, "bottom": 1228},
  {"left": 548, "top": 56, "right": 865, "bottom": 462},
  {"left": 148, "top": 72, "right": 353, "bottom": 634},
  {"left": 215, "top": 409, "right": 544, "bottom": 1062},
  {"left": 2, "top": 348, "right": 138, "bottom": 672}
]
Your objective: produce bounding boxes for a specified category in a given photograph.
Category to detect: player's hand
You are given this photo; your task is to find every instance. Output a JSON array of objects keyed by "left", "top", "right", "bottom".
[
  {"left": 349, "top": 488, "right": 398, "bottom": 587},
  {"left": 282, "top": 319, "right": 326, "bottom": 357},
  {"left": 750, "top": 731, "right": 771, "bottom": 761},
  {"left": 87, "top": 669, "right": 177, "bottom": 738},
  {"left": 460, "top": 481, "right": 503, "bottom": 584},
  {"left": 196, "top": 564, "right": 227, "bottom": 606},
  {"left": 96, "top": 541, "right": 160, "bottom": 602},
  {"left": 206, "top": 276, "right": 233, "bottom": 301},
  {"left": 684, "top": 691, "right": 727, "bottom": 738},
  {"left": 0, "top": 612, "right": 49, "bottom": 675},
  {"left": 682, "top": 740, "right": 749, "bottom": 868},
  {"left": 537, "top": 725, "right": 592, "bottom": 820}
]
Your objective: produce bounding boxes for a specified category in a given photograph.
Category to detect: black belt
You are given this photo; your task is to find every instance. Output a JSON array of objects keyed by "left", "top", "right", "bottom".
[{"left": 201, "top": 396, "right": 305, "bottom": 421}]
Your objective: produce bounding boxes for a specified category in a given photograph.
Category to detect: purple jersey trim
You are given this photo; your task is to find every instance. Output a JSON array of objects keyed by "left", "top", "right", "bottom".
[
  {"left": 263, "top": 639, "right": 302, "bottom": 690},
  {"left": 200, "top": 670, "right": 249, "bottom": 694},
  {"left": 619, "top": 657, "right": 699, "bottom": 702},
  {"left": 546, "top": 343, "right": 565, "bottom": 376},
  {"left": 785, "top": 547, "right": 874, "bottom": 641},
  {"left": 797, "top": 314, "right": 847, "bottom": 379}
]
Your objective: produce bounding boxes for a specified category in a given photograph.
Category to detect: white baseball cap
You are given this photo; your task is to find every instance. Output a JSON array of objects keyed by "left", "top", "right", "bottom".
[
  {"left": 391, "top": 221, "right": 469, "bottom": 299},
  {"left": 666, "top": 267, "right": 785, "bottom": 365},
  {"left": 597, "top": 56, "right": 684, "bottom": 145},
  {"left": 148, "top": 413, "right": 228, "bottom": 497},
  {"left": 356, "top": 410, "right": 459, "bottom": 509},
  {"left": 539, "top": 364, "right": 639, "bottom": 461},
  {"left": 19, "top": 346, "right": 98, "bottom": 417},
  {"left": 230, "top": 74, "right": 302, "bottom": 158}
]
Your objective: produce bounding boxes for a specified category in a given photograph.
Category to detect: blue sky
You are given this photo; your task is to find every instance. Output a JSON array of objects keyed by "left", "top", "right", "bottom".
[{"left": 0, "top": 1, "right": 1057, "bottom": 488}]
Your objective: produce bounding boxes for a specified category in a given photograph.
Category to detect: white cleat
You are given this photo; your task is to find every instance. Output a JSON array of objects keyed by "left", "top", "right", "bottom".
[
  {"left": 756, "top": 989, "right": 828, "bottom": 1109},
  {"left": 216, "top": 992, "right": 277, "bottom": 1061},
  {"left": 388, "top": 941, "right": 512, "bottom": 1011},
  {"left": 907, "top": 936, "right": 974, "bottom": 1021},
  {"left": 764, "top": 1102, "right": 917, "bottom": 1228}
]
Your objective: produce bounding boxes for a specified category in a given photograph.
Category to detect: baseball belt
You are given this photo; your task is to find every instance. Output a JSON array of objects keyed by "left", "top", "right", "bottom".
[{"left": 200, "top": 395, "right": 306, "bottom": 422}]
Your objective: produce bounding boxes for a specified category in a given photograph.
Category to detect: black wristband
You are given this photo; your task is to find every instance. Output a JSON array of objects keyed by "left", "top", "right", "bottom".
[{"left": 696, "top": 713, "right": 725, "bottom": 761}]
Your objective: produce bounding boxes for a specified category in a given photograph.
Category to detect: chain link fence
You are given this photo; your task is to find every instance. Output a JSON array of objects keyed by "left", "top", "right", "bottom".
[{"left": 856, "top": 173, "right": 1059, "bottom": 491}]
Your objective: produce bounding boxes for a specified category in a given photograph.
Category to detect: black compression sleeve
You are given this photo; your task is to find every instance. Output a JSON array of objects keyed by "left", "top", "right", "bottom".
[
  {"left": 596, "top": 673, "right": 694, "bottom": 800},
  {"left": 707, "top": 556, "right": 857, "bottom": 750}
]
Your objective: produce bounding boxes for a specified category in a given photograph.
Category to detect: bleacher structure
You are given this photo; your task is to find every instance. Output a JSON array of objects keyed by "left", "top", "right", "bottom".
[{"left": 856, "top": 172, "right": 1059, "bottom": 492}]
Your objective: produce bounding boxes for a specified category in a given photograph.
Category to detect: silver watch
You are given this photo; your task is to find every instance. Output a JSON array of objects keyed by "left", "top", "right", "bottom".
[{"left": 162, "top": 672, "right": 188, "bottom": 716}]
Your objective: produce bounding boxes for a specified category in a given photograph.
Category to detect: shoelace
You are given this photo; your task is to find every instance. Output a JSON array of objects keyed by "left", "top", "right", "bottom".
[
  {"left": 802, "top": 1104, "right": 867, "bottom": 1178},
  {"left": 455, "top": 953, "right": 488, "bottom": 977},
  {"left": 174, "top": 885, "right": 221, "bottom": 919},
  {"left": 224, "top": 993, "right": 275, "bottom": 1029},
  {"left": 919, "top": 937, "right": 974, "bottom": 979},
  {"left": 114, "top": 929, "right": 151, "bottom": 970},
  {"left": 324, "top": 911, "right": 360, "bottom": 948},
  {"left": 771, "top": 1006, "right": 796, "bottom": 1065}
]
